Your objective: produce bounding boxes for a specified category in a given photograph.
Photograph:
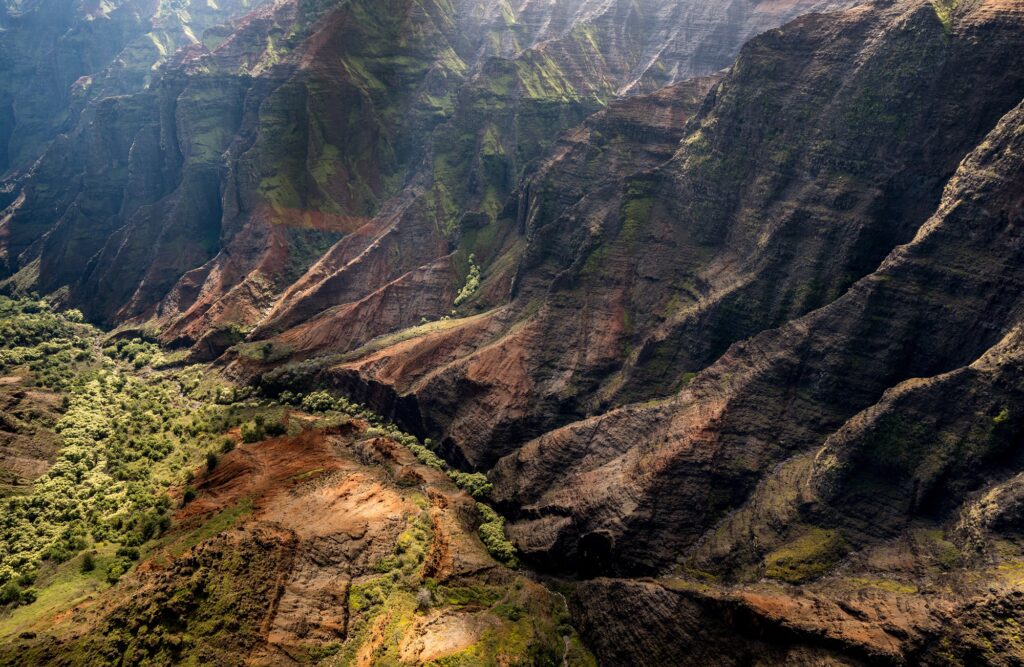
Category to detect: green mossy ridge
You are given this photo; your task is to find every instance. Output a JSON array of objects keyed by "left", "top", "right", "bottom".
[
  {"left": 424, "top": 32, "right": 606, "bottom": 238},
  {"left": 915, "top": 528, "right": 963, "bottom": 572},
  {"left": 621, "top": 186, "right": 655, "bottom": 244},
  {"left": 763, "top": 527, "right": 848, "bottom": 584},
  {"left": 932, "top": 0, "right": 959, "bottom": 31},
  {"left": 253, "top": 0, "right": 481, "bottom": 229},
  {"left": 845, "top": 577, "right": 918, "bottom": 594},
  {"left": 853, "top": 401, "right": 1020, "bottom": 510},
  {"left": 514, "top": 52, "right": 580, "bottom": 102}
]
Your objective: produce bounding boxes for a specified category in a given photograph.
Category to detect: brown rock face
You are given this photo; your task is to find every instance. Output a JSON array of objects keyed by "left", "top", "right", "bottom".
[
  {"left": 496, "top": 2, "right": 1024, "bottom": 571},
  {"left": 317, "top": 0, "right": 1024, "bottom": 479}
]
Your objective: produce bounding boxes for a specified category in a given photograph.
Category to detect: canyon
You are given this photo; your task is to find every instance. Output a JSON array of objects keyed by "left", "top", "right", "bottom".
[{"left": 1, "top": 0, "right": 1024, "bottom": 664}]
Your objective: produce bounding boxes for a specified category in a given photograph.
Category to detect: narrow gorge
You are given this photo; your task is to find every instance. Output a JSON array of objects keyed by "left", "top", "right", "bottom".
[{"left": 1, "top": 0, "right": 1023, "bottom": 664}]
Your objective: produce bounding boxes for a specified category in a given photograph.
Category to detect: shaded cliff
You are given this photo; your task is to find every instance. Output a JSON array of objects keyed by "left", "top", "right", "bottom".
[
  {"left": 301, "top": 0, "right": 1024, "bottom": 477},
  {"left": 0, "top": 0, "right": 259, "bottom": 177}
]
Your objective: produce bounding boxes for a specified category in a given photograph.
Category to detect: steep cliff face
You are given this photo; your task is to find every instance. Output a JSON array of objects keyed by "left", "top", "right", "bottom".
[
  {"left": 489, "top": 70, "right": 1024, "bottom": 570},
  {"left": 149, "top": 0, "right": 859, "bottom": 357},
  {"left": 0, "top": 0, "right": 259, "bottom": 177},
  {"left": 0, "top": 0, "right": 853, "bottom": 353},
  {"left": 247, "top": 1, "right": 1024, "bottom": 659},
  {"left": 508, "top": 4, "right": 1024, "bottom": 663},
  {"left": 305, "top": 0, "right": 1024, "bottom": 474}
]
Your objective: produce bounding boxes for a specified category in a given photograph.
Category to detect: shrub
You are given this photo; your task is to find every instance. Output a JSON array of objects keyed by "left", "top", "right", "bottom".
[
  {"left": 0, "top": 581, "right": 21, "bottom": 605},
  {"left": 206, "top": 452, "right": 219, "bottom": 471},
  {"left": 409, "top": 444, "right": 446, "bottom": 471},
  {"left": 240, "top": 421, "right": 264, "bottom": 443},
  {"left": 476, "top": 503, "right": 517, "bottom": 566},
  {"left": 454, "top": 255, "right": 481, "bottom": 307},
  {"left": 116, "top": 546, "right": 140, "bottom": 561},
  {"left": 220, "top": 438, "right": 236, "bottom": 454},
  {"left": 81, "top": 552, "right": 95, "bottom": 573},
  {"left": 448, "top": 471, "right": 493, "bottom": 498},
  {"left": 301, "top": 391, "right": 337, "bottom": 413},
  {"left": 106, "top": 559, "right": 131, "bottom": 584},
  {"left": 264, "top": 419, "right": 287, "bottom": 437}
]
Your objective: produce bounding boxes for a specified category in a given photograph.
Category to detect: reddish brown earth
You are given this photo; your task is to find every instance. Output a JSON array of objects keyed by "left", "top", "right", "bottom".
[
  {"left": 0, "top": 377, "right": 62, "bottom": 495},
  {"left": 0, "top": 420, "right": 580, "bottom": 664}
]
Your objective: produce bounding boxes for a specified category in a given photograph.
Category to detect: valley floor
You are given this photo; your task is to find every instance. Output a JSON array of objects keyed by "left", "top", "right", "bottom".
[{"left": 0, "top": 297, "right": 594, "bottom": 665}]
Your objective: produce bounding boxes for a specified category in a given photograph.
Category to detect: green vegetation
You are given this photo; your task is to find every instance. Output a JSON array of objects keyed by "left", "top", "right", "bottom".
[
  {"left": 447, "top": 471, "right": 492, "bottom": 498},
  {"left": 0, "top": 297, "right": 521, "bottom": 644},
  {"left": 239, "top": 413, "right": 287, "bottom": 443},
  {"left": 764, "top": 527, "right": 847, "bottom": 584},
  {"left": 477, "top": 503, "right": 518, "bottom": 567},
  {"left": 0, "top": 297, "right": 591, "bottom": 663},
  {"left": 0, "top": 297, "right": 276, "bottom": 601},
  {"left": 620, "top": 179, "right": 656, "bottom": 243},
  {"left": 0, "top": 298, "right": 90, "bottom": 390},
  {"left": 932, "top": 0, "right": 958, "bottom": 31},
  {"left": 453, "top": 254, "right": 481, "bottom": 307},
  {"left": 409, "top": 443, "right": 446, "bottom": 470},
  {"left": 0, "top": 545, "right": 119, "bottom": 639},
  {"left": 916, "top": 528, "right": 963, "bottom": 571}
]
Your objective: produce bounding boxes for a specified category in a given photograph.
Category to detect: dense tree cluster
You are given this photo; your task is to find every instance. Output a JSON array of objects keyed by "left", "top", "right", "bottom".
[
  {"left": 0, "top": 298, "right": 518, "bottom": 611},
  {"left": 0, "top": 300, "right": 236, "bottom": 590}
]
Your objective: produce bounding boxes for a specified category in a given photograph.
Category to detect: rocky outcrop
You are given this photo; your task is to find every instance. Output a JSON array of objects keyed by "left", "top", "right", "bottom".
[
  {"left": 503, "top": 11, "right": 1024, "bottom": 661},
  {"left": 484, "top": 2, "right": 1024, "bottom": 572},
  {"left": 572, "top": 574, "right": 1024, "bottom": 666}
]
